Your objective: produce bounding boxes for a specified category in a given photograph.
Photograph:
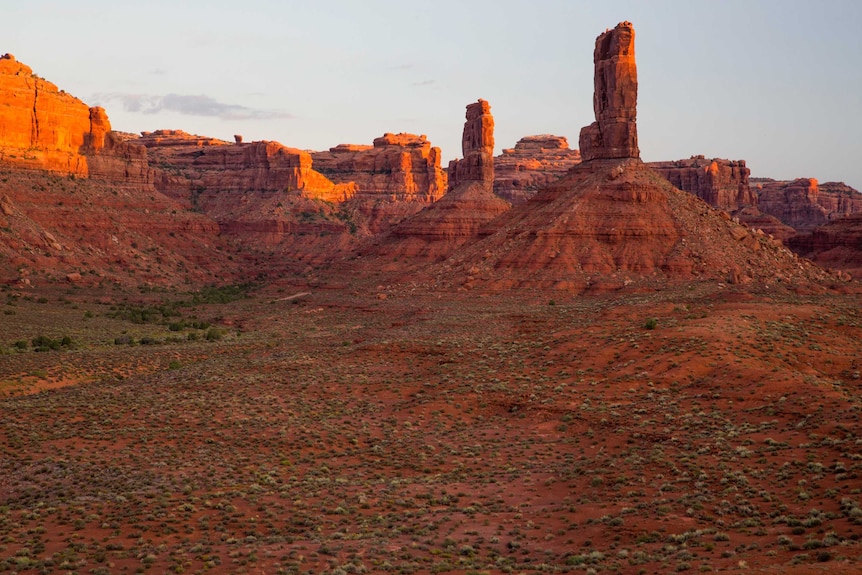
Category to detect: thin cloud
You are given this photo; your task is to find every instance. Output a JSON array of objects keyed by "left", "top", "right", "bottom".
[
  {"left": 412, "top": 79, "right": 435, "bottom": 87},
  {"left": 93, "top": 92, "right": 292, "bottom": 121}
]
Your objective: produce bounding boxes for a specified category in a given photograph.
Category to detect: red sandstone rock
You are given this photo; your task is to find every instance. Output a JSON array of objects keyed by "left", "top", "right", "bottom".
[
  {"left": 648, "top": 155, "right": 755, "bottom": 211},
  {"left": 447, "top": 99, "right": 495, "bottom": 189},
  {"left": 421, "top": 22, "right": 826, "bottom": 292},
  {"left": 136, "top": 130, "right": 355, "bottom": 203},
  {"left": 578, "top": 22, "right": 639, "bottom": 161},
  {"left": 788, "top": 213, "right": 862, "bottom": 277},
  {"left": 733, "top": 206, "right": 797, "bottom": 242},
  {"left": 0, "top": 55, "right": 154, "bottom": 186},
  {"left": 362, "top": 100, "right": 509, "bottom": 264},
  {"left": 493, "top": 135, "right": 582, "bottom": 204},
  {"left": 755, "top": 178, "right": 862, "bottom": 232},
  {"left": 310, "top": 132, "right": 445, "bottom": 202}
]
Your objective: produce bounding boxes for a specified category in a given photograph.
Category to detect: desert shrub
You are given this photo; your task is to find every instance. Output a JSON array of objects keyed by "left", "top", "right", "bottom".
[
  {"left": 139, "top": 336, "right": 159, "bottom": 345},
  {"left": 206, "top": 328, "right": 224, "bottom": 342},
  {"left": 13, "top": 340, "right": 28, "bottom": 350},
  {"left": 644, "top": 318, "right": 658, "bottom": 330},
  {"left": 31, "top": 335, "right": 73, "bottom": 352},
  {"left": 114, "top": 335, "right": 133, "bottom": 345}
]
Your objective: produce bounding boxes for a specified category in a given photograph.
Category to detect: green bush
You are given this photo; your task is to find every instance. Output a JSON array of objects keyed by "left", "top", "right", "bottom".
[
  {"left": 205, "top": 328, "right": 224, "bottom": 342},
  {"left": 31, "top": 335, "right": 73, "bottom": 352},
  {"left": 644, "top": 318, "right": 658, "bottom": 330}
]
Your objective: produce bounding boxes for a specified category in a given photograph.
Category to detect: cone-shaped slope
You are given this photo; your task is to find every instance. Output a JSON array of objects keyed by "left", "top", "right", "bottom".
[
  {"left": 437, "top": 159, "right": 829, "bottom": 291},
  {"left": 360, "top": 180, "right": 510, "bottom": 265}
]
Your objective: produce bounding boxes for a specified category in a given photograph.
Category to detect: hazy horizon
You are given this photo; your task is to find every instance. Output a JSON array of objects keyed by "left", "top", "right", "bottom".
[{"left": 3, "top": 0, "right": 861, "bottom": 189}]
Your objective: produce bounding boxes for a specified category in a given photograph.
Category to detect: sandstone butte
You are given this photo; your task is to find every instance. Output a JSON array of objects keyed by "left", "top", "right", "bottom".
[
  {"left": 425, "top": 21, "right": 828, "bottom": 292},
  {"left": 754, "top": 177, "right": 862, "bottom": 232},
  {"left": 310, "top": 133, "right": 446, "bottom": 203},
  {"left": 646, "top": 156, "right": 756, "bottom": 211},
  {"left": 788, "top": 212, "right": 862, "bottom": 279},
  {"left": 493, "top": 135, "right": 581, "bottom": 204},
  {"left": 361, "top": 99, "right": 510, "bottom": 265}
]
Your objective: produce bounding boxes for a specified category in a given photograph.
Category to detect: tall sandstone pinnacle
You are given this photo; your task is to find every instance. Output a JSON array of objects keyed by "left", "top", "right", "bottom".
[
  {"left": 447, "top": 99, "right": 495, "bottom": 189},
  {"left": 363, "top": 99, "right": 509, "bottom": 265},
  {"left": 578, "top": 21, "right": 639, "bottom": 161}
]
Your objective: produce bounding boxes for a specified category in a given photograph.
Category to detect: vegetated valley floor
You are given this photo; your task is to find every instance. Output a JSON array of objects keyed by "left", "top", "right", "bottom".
[{"left": 1, "top": 278, "right": 862, "bottom": 574}]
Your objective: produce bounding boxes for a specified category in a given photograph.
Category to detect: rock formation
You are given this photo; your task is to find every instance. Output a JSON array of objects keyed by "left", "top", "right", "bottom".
[
  {"left": 134, "top": 130, "right": 355, "bottom": 203},
  {"left": 788, "top": 213, "right": 862, "bottom": 278},
  {"left": 447, "top": 100, "right": 495, "bottom": 189},
  {"left": 311, "top": 133, "right": 446, "bottom": 202},
  {"left": 0, "top": 54, "right": 153, "bottom": 186},
  {"left": 493, "top": 135, "right": 581, "bottom": 204},
  {"left": 426, "top": 22, "right": 827, "bottom": 292},
  {"left": 363, "top": 100, "right": 510, "bottom": 264},
  {"left": 648, "top": 156, "right": 756, "bottom": 211},
  {"left": 754, "top": 178, "right": 862, "bottom": 232},
  {"left": 578, "top": 22, "right": 639, "bottom": 161}
]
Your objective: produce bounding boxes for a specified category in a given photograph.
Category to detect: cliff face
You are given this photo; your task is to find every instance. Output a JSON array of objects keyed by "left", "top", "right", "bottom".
[
  {"left": 755, "top": 178, "right": 862, "bottom": 232},
  {"left": 578, "top": 22, "right": 639, "bottom": 161},
  {"left": 136, "top": 130, "right": 355, "bottom": 203},
  {"left": 493, "top": 135, "right": 581, "bottom": 204},
  {"left": 648, "top": 156, "right": 755, "bottom": 211},
  {"left": 311, "top": 133, "right": 446, "bottom": 202},
  {"left": 788, "top": 213, "right": 862, "bottom": 278},
  {"left": 0, "top": 54, "right": 153, "bottom": 187}
]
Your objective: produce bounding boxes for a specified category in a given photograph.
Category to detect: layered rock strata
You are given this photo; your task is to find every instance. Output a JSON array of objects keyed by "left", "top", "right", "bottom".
[
  {"left": 648, "top": 156, "right": 755, "bottom": 211},
  {"left": 135, "top": 130, "right": 355, "bottom": 203},
  {"left": 754, "top": 178, "right": 862, "bottom": 232},
  {"left": 310, "top": 133, "right": 446, "bottom": 202},
  {"left": 493, "top": 135, "right": 581, "bottom": 204},
  {"left": 430, "top": 22, "right": 826, "bottom": 291},
  {"left": 788, "top": 213, "right": 862, "bottom": 278}
]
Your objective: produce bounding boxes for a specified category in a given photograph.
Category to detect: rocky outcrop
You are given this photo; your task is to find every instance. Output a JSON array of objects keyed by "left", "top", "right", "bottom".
[
  {"left": 447, "top": 99, "right": 495, "bottom": 189},
  {"left": 311, "top": 133, "right": 446, "bottom": 202},
  {"left": 648, "top": 156, "right": 755, "bottom": 211},
  {"left": 0, "top": 54, "right": 153, "bottom": 186},
  {"left": 578, "top": 22, "right": 639, "bottom": 161},
  {"left": 426, "top": 22, "right": 827, "bottom": 292},
  {"left": 493, "top": 135, "right": 581, "bottom": 204},
  {"left": 754, "top": 178, "right": 862, "bottom": 232},
  {"left": 135, "top": 130, "right": 355, "bottom": 203},
  {"left": 788, "top": 213, "right": 862, "bottom": 278},
  {"left": 733, "top": 207, "right": 797, "bottom": 242},
  {"left": 363, "top": 100, "right": 509, "bottom": 264}
]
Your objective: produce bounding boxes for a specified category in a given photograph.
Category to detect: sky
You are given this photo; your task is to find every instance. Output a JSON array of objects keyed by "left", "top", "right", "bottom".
[{"left": 3, "top": 0, "right": 862, "bottom": 189}]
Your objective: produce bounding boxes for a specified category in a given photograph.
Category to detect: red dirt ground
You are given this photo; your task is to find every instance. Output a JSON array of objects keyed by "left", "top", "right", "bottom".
[{"left": 1, "top": 279, "right": 861, "bottom": 574}]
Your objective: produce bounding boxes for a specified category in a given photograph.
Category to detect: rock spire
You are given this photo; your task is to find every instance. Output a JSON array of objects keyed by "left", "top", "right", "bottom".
[
  {"left": 578, "top": 21, "right": 640, "bottom": 161},
  {"left": 447, "top": 99, "right": 495, "bottom": 189}
]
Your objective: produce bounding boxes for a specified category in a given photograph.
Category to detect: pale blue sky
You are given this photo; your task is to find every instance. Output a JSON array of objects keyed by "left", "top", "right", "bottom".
[{"left": 4, "top": 1, "right": 861, "bottom": 188}]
